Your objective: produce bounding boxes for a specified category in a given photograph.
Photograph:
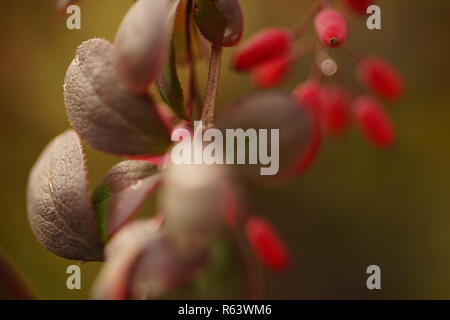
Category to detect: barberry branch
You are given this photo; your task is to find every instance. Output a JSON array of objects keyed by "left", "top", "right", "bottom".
[
  {"left": 185, "top": 0, "right": 202, "bottom": 121},
  {"left": 341, "top": 44, "right": 364, "bottom": 61},
  {"left": 291, "top": 0, "right": 322, "bottom": 39},
  {"left": 201, "top": 45, "right": 223, "bottom": 128}
]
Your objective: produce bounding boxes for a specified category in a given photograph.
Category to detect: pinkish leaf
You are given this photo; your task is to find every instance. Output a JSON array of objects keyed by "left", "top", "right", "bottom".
[
  {"left": 91, "top": 220, "right": 206, "bottom": 300},
  {"left": 218, "top": 92, "right": 313, "bottom": 179},
  {"left": 92, "top": 161, "right": 163, "bottom": 242},
  {"left": 64, "top": 38, "right": 171, "bottom": 156},
  {"left": 27, "top": 130, "right": 104, "bottom": 261},
  {"left": 112, "top": 0, "right": 178, "bottom": 93}
]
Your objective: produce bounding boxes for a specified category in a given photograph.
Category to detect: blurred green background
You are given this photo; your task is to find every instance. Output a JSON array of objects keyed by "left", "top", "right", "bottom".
[{"left": 1, "top": 0, "right": 450, "bottom": 299}]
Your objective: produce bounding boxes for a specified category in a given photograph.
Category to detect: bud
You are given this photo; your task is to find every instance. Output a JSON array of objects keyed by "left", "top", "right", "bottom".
[
  {"left": 358, "top": 57, "right": 404, "bottom": 101},
  {"left": 353, "top": 96, "right": 395, "bottom": 148},
  {"left": 314, "top": 9, "right": 348, "bottom": 47},
  {"left": 246, "top": 216, "right": 290, "bottom": 272},
  {"left": 232, "top": 28, "right": 293, "bottom": 71},
  {"left": 252, "top": 54, "right": 292, "bottom": 88},
  {"left": 193, "top": 0, "right": 243, "bottom": 47}
]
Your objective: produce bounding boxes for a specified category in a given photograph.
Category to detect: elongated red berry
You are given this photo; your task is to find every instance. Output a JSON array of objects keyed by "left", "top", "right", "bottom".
[
  {"left": 291, "top": 81, "right": 324, "bottom": 174},
  {"left": 343, "top": 0, "right": 374, "bottom": 15},
  {"left": 232, "top": 28, "right": 293, "bottom": 71},
  {"left": 323, "top": 86, "right": 350, "bottom": 135},
  {"left": 128, "top": 154, "right": 167, "bottom": 166},
  {"left": 252, "top": 54, "right": 292, "bottom": 88},
  {"left": 293, "top": 81, "right": 325, "bottom": 115},
  {"left": 246, "top": 216, "right": 290, "bottom": 272},
  {"left": 314, "top": 9, "right": 347, "bottom": 47},
  {"left": 358, "top": 57, "right": 404, "bottom": 101},
  {"left": 353, "top": 96, "right": 395, "bottom": 148}
]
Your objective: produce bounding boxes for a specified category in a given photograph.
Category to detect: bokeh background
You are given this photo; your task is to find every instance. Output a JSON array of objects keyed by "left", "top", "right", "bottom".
[{"left": 1, "top": 0, "right": 450, "bottom": 299}]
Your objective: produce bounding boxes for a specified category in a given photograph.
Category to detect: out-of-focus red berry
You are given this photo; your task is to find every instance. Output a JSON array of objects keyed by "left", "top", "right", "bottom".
[
  {"left": 342, "top": 0, "right": 374, "bottom": 15},
  {"left": 314, "top": 9, "right": 348, "bottom": 47},
  {"left": 323, "top": 86, "right": 350, "bottom": 135},
  {"left": 128, "top": 154, "right": 167, "bottom": 165},
  {"left": 232, "top": 28, "right": 293, "bottom": 72},
  {"left": 293, "top": 81, "right": 325, "bottom": 115},
  {"left": 358, "top": 57, "right": 404, "bottom": 102},
  {"left": 246, "top": 216, "right": 290, "bottom": 272},
  {"left": 353, "top": 96, "right": 395, "bottom": 148},
  {"left": 291, "top": 81, "right": 324, "bottom": 174},
  {"left": 252, "top": 54, "right": 292, "bottom": 88}
]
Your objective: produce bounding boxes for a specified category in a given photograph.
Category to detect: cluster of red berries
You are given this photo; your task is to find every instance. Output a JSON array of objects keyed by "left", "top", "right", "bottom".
[
  {"left": 233, "top": 0, "right": 402, "bottom": 151},
  {"left": 234, "top": 0, "right": 403, "bottom": 273}
]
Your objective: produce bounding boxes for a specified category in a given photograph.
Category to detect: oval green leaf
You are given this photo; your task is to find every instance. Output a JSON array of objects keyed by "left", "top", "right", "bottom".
[{"left": 157, "top": 43, "right": 188, "bottom": 120}]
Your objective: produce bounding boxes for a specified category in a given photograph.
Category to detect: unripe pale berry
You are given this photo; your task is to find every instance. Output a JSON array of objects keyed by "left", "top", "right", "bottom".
[
  {"left": 342, "top": 0, "right": 374, "bottom": 15},
  {"left": 232, "top": 28, "right": 293, "bottom": 71},
  {"left": 314, "top": 9, "right": 348, "bottom": 47},
  {"left": 291, "top": 81, "right": 324, "bottom": 174},
  {"left": 358, "top": 57, "right": 404, "bottom": 101},
  {"left": 252, "top": 54, "right": 292, "bottom": 88},
  {"left": 323, "top": 86, "right": 350, "bottom": 135},
  {"left": 353, "top": 96, "right": 395, "bottom": 148},
  {"left": 246, "top": 216, "right": 290, "bottom": 272}
]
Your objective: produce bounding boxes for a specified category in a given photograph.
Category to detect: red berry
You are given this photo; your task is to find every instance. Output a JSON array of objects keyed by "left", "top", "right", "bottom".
[
  {"left": 232, "top": 28, "right": 293, "bottom": 71},
  {"left": 358, "top": 57, "right": 404, "bottom": 101},
  {"left": 323, "top": 86, "right": 350, "bottom": 135},
  {"left": 246, "top": 216, "right": 290, "bottom": 272},
  {"left": 252, "top": 54, "right": 292, "bottom": 88},
  {"left": 353, "top": 96, "right": 395, "bottom": 148},
  {"left": 314, "top": 9, "right": 348, "bottom": 47},
  {"left": 293, "top": 81, "right": 325, "bottom": 115},
  {"left": 128, "top": 154, "right": 167, "bottom": 165},
  {"left": 342, "top": 0, "right": 374, "bottom": 15},
  {"left": 291, "top": 81, "right": 324, "bottom": 174}
]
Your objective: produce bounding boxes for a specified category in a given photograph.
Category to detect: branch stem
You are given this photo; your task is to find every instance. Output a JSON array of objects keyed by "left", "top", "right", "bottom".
[
  {"left": 185, "top": 0, "right": 202, "bottom": 121},
  {"left": 201, "top": 45, "right": 223, "bottom": 128},
  {"left": 291, "top": 0, "right": 322, "bottom": 39}
]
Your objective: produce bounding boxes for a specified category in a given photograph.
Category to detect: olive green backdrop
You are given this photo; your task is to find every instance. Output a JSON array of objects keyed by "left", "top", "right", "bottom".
[{"left": 1, "top": 0, "right": 450, "bottom": 299}]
